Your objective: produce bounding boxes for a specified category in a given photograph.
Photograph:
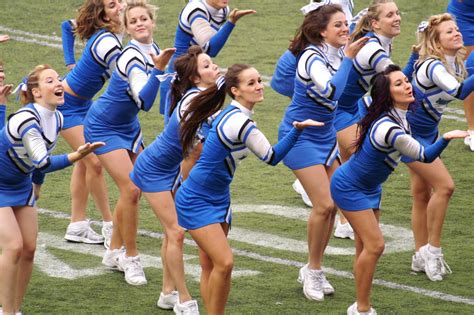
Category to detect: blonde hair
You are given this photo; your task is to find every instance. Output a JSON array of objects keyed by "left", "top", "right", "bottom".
[
  {"left": 351, "top": 0, "right": 395, "bottom": 41},
  {"left": 417, "top": 13, "right": 466, "bottom": 81},
  {"left": 75, "top": 0, "right": 123, "bottom": 41},
  {"left": 20, "top": 64, "right": 53, "bottom": 105},
  {"left": 123, "top": 0, "right": 157, "bottom": 28}
]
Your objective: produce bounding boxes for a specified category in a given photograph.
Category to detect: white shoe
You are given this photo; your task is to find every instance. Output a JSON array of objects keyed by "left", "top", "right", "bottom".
[
  {"left": 411, "top": 253, "right": 425, "bottom": 272},
  {"left": 292, "top": 179, "right": 312, "bottom": 207},
  {"left": 173, "top": 299, "right": 199, "bottom": 315},
  {"left": 302, "top": 268, "right": 324, "bottom": 301},
  {"left": 157, "top": 291, "right": 179, "bottom": 310},
  {"left": 419, "top": 245, "right": 452, "bottom": 281},
  {"left": 118, "top": 254, "right": 147, "bottom": 286},
  {"left": 298, "top": 264, "right": 334, "bottom": 295},
  {"left": 101, "top": 221, "right": 113, "bottom": 249},
  {"left": 102, "top": 247, "right": 125, "bottom": 269},
  {"left": 334, "top": 220, "right": 355, "bottom": 240},
  {"left": 347, "top": 302, "right": 377, "bottom": 315},
  {"left": 464, "top": 134, "right": 474, "bottom": 151},
  {"left": 64, "top": 220, "right": 104, "bottom": 244}
]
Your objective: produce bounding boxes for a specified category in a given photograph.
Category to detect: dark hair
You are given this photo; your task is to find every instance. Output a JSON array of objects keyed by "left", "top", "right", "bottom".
[
  {"left": 289, "top": 4, "right": 344, "bottom": 56},
  {"left": 354, "top": 64, "right": 402, "bottom": 152},
  {"left": 168, "top": 45, "right": 203, "bottom": 116},
  {"left": 180, "top": 64, "right": 252, "bottom": 157}
]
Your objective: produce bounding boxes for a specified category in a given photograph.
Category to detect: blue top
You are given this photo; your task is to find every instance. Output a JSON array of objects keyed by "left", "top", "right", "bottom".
[
  {"left": 64, "top": 29, "right": 122, "bottom": 99},
  {"left": 86, "top": 40, "right": 163, "bottom": 127},
  {"left": 61, "top": 19, "right": 76, "bottom": 66},
  {"left": 182, "top": 101, "right": 302, "bottom": 194},
  {"left": 271, "top": 50, "right": 297, "bottom": 98}
]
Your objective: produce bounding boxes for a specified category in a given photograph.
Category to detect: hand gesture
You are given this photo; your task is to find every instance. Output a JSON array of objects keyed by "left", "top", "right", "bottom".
[
  {"left": 66, "top": 64, "right": 76, "bottom": 71},
  {"left": 228, "top": 9, "right": 256, "bottom": 24},
  {"left": 0, "top": 84, "right": 13, "bottom": 104},
  {"left": 151, "top": 48, "right": 177, "bottom": 71},
  {"left": 442, "top": 130, "right": 469, "bottom": 140},
  {"left": 0, "top": 34, "right": 9, "bottom": 43},
  {"left": 69, "top": 142, "right": 105, "bottom": 163},
  {"left": 293, "top": 119, "right": 325, "bottom": 130},
  {"left": 344, "top": 36, "right": 370, "bottom": 59}
]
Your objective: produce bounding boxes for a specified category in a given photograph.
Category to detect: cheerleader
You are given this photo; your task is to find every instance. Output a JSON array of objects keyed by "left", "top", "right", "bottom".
[
  {"left": 330, "top": 64, "right": 467, "bottom": 315},
  {"left": 130, "top": 45, "right": 220, "bottom": 314},
  {"left": 84, "top": 0, "right": 175, "bottom": 286},
  {"left": 60, "top": 0, "right": 126, "bottom": 247},
  {"left": 173, "top": 63, "right": 321, "bottom": 314},
  {"left": 405, "top": 15, "right": 474, "bottom": 282},
  {"left": 159, "top": 0, "right": 255, "bottom": 118},
  {"left": 0, "top": 61, "right": 13, "bottom": 122},
  {"left": 277, "top": 4, "right": 367, "bottom": 301},
  {"left": 0, "top": 65, "right": 103, "bottom": 315},
  {"left": 447, "top": 0, "right": 474, "bottom": 150}
]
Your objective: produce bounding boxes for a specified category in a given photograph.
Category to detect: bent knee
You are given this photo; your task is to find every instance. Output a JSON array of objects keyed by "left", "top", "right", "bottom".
[
  {"left": 313, "top": 201, "right": 336, "bottom": 218},
  {"left": 122, "top": 184, "right": 141, "bottom": 204},
  {"left": 215, "top": 256, "right": 234, "bottom": 274},
  {"left": 367, "top": 241, "right": 385, "bottom": 257},
  {"left": 166, "top": 226, "right": 185, "bottom": 244}
]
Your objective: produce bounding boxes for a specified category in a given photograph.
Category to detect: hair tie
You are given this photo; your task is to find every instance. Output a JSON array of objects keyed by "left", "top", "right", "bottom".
[
  {"left": 417, "top": 21, "right": 429, "bottom": 33},
  {"left": 300, "top": 1, "right": 330, "bottom": 15},
  {"left": 13, "top": 77, "right": 28, "bottom": 101}
]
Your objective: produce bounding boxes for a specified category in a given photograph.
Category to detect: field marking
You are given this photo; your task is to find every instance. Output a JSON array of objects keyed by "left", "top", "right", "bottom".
[{"left": 37, "top": 207, "right": 474, "bottom": 306}]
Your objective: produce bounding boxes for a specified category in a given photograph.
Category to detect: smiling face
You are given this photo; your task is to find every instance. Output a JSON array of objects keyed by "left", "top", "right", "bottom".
[
  {"left": 193, "top": 53, "right": 220, "bottom": 88},
  {"left": 206, "top": 0, "right": 229, "bottom": 9},
  {"left": 321, "top": 11, "right": 349, "bottom": 48},
  {"left": 32, "top": 69, "right": 64, "bottom": 109},
  {"left": 372, "top": 2, "right": 401, "bottom": 38},
  {"left": 388, "top": 70, "right": 414, "bottom": 109},
  {"left": 125, "top": 6, "right": 155, "bottom": 44},
  {"left": 231, "top": 67, "right": 264, "bottom": 109},
  {"left": 436, "top": 20, "right": 463, "bottom": 56},
  {"left": 103, "top": 0, "right": 125, "bottom": 25}
]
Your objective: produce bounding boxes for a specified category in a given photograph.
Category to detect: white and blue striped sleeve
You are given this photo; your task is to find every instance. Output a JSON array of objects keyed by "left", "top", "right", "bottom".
[{"left": 93, "top": 33, "right": 122, "bottom": 71}]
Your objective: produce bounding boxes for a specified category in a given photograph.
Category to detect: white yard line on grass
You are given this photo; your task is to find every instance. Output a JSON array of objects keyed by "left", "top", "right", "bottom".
[{"left": 38, "top": 207, "right": 474, "bottom": 306}]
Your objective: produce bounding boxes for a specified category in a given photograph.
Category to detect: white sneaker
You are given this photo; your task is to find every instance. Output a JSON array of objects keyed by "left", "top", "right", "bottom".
[
  {"left": 298, "top": 264, "right": 334, "bottom": 295},
  {"left": 334, "top": 220, "right": 355, "bottom": 240},
  {"left": 64, "top": 220, "right": 104, "bottom": 244},
  {"left": 157, "top": 291, "right": 179, "bottom": 310},
  {"left": 464, "top": 133, "right": 474, "bottom": 151},
  {"left": 118, "top": 254, "right": 147, "bottom": 286},
  {"left": 302, "top": 268, "right": 324, "bottom": 301},
  {"left": 419, "top": 245, "right": 452, "bottom": 281},
  {"left": 347, "top": 302, "right": 377, "bottom": 315},
  {"left": 102, "top": 247, "right": 125, "bottom": 269},
  {"left": 101, "top": 221, "right": 113, "bottom": 249},
  {"left": 292, "top": 179, "right": 312, "bottom": 207},
  {"left": 173, "top": 299, "right": 199, "bottom": 315},
  {"left": 411, "top": 253, "right": 425, "bottom": 272}
]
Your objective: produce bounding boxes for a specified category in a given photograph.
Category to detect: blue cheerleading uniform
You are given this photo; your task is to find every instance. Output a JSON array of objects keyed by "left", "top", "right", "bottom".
[
  {"left": 467, "top": 51, "right": 474, "bottom": 76},
  {"left": 130, "top": 87, "right": 204, "bottom": 192},
  {"left": 84, "top": 40, "right": 163, "bottom": 155},
  {"left": 447, "top": 0, "right": 474, "bottom": 46},
  {"left": 0, "top": 103, "right": 71, "bottom": 207},
  {"left": 402, "top": 56, "right": 474, "bottom": 162},
  {"left": 160, "top": 0, "right": 233, "bottom": 116},
  {"left": 271, "top": 50, "right": 296, "bottom": 98},
  {"left": 279, "top": 44, "right": 352, "bottom": 169},
  {"left": 335, "top": 32, "right": 418, "bottom": 131},
  {"left": 331, "top": 108, "right": 451, "bottom": 211},
  {"left": 60, "top": 28, "right": 123, "bottom": 129},
  {"left": 0, "top": 104, "right": 5, "bottom": 126},
  {"left": 175, "top": 100, "right": 302, "bottom": 230}
]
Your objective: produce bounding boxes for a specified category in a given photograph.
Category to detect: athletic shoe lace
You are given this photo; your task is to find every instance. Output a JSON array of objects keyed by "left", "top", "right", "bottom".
[
  {"left": 307, "top": 270, "right": 323, "bottom": 290},
  {"left": 437, "top": 255, "right": 452, "bottom": 275}
]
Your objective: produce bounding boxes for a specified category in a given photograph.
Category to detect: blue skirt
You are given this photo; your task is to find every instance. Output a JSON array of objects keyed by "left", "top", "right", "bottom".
[
  {"left": 0, "top": 157, "right": 36, "bottom": 207},
  {"left": 84, "top": 115, "right": 143, "bottom": 155},
  {"left": 175, "top": 178, "right": 232, "bottom": 230},
  {"left": 58, "top": 92, "right": 92, "bottom": 130},
  {"left": 330, "top": 167, "right": 382, "bottom": 211},
  {"left": 130, "top": 146, "right": 181, "bottom": 193},
  {"left": 334, "top": 107, "right": 360, "bottom": 132}
]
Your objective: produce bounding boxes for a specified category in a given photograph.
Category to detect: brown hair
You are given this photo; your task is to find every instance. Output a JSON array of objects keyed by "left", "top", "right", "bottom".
[
  {"left": 168, "top": 46, "right": 204, "bottom": 116},
  {"left": 123, "top": 0, "right": 157, "bottom": 28},
  {"left": 351, "top": 0, "right": 395, "bottom": 41},
  {"left": 75, "top": 0, "right": 122, "bottom": 41},
  {"left": 289, "top": 4, "right": 344, "bottom": 56},
  {"left": 20, "top": 64, "right": 53, "bottom": 105},
  {"left": 180, "top": 64, "right": 252, "bottom": 157}
]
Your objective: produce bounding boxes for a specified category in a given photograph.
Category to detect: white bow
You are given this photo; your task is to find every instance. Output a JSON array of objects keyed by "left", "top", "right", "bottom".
[
  {"left": 300, "top": 0, "right": 331, "bottom": 15},
  {"left": 417, "top": 21, "right": 429, "bottom": 33}
]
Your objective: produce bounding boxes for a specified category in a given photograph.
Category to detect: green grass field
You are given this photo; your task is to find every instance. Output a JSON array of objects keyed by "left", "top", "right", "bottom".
[{"left": 1, "top": 0, "right": 474, "bottom": 314}]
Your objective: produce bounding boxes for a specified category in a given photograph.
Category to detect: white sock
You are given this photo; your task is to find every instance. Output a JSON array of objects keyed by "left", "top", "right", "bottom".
[{"left": 427, "top": 244, "right": 442, "bottom": 255}]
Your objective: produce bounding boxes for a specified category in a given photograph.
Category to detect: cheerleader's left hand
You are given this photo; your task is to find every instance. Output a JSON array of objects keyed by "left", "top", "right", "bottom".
[{"left": 293, "top": 119, "right": 325, "bottom": 130}]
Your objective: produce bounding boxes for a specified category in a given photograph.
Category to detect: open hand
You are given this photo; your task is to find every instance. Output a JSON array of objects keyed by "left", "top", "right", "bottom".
[
  {"left": 228, "top": 9, "right": 256, "bottom": 24},
  {"left": 151, "top": 48, "right": 177, "bottom": 71},
  {"left": 293, "top": 119, "right": 325, "bottom": 130},
  {"left": 76, "top": 142, "right": 106, "bottom": 157},
  {"left": 344, "top": 36, "right": 370, "bottom": 59},
  {"left": 443, "top": 130, "right": 469, "bottom": 140},
  {"left": 0, "top": 84, "right": 13, "bottom": 104},
  {"left": 0, "top": 34, "right": 9, "bottom": 43}
]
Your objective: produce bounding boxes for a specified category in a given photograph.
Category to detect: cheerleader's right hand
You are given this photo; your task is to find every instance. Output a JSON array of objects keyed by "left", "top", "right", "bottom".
[
  {"left": 228, "top": 9, "right": 256, "bottom": 24},
  {"left": 442, "top": 130, "right": 469, "bottom": 140},
  {"left": 293, "top": 119, "right": 324, "bottom": 130}
]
